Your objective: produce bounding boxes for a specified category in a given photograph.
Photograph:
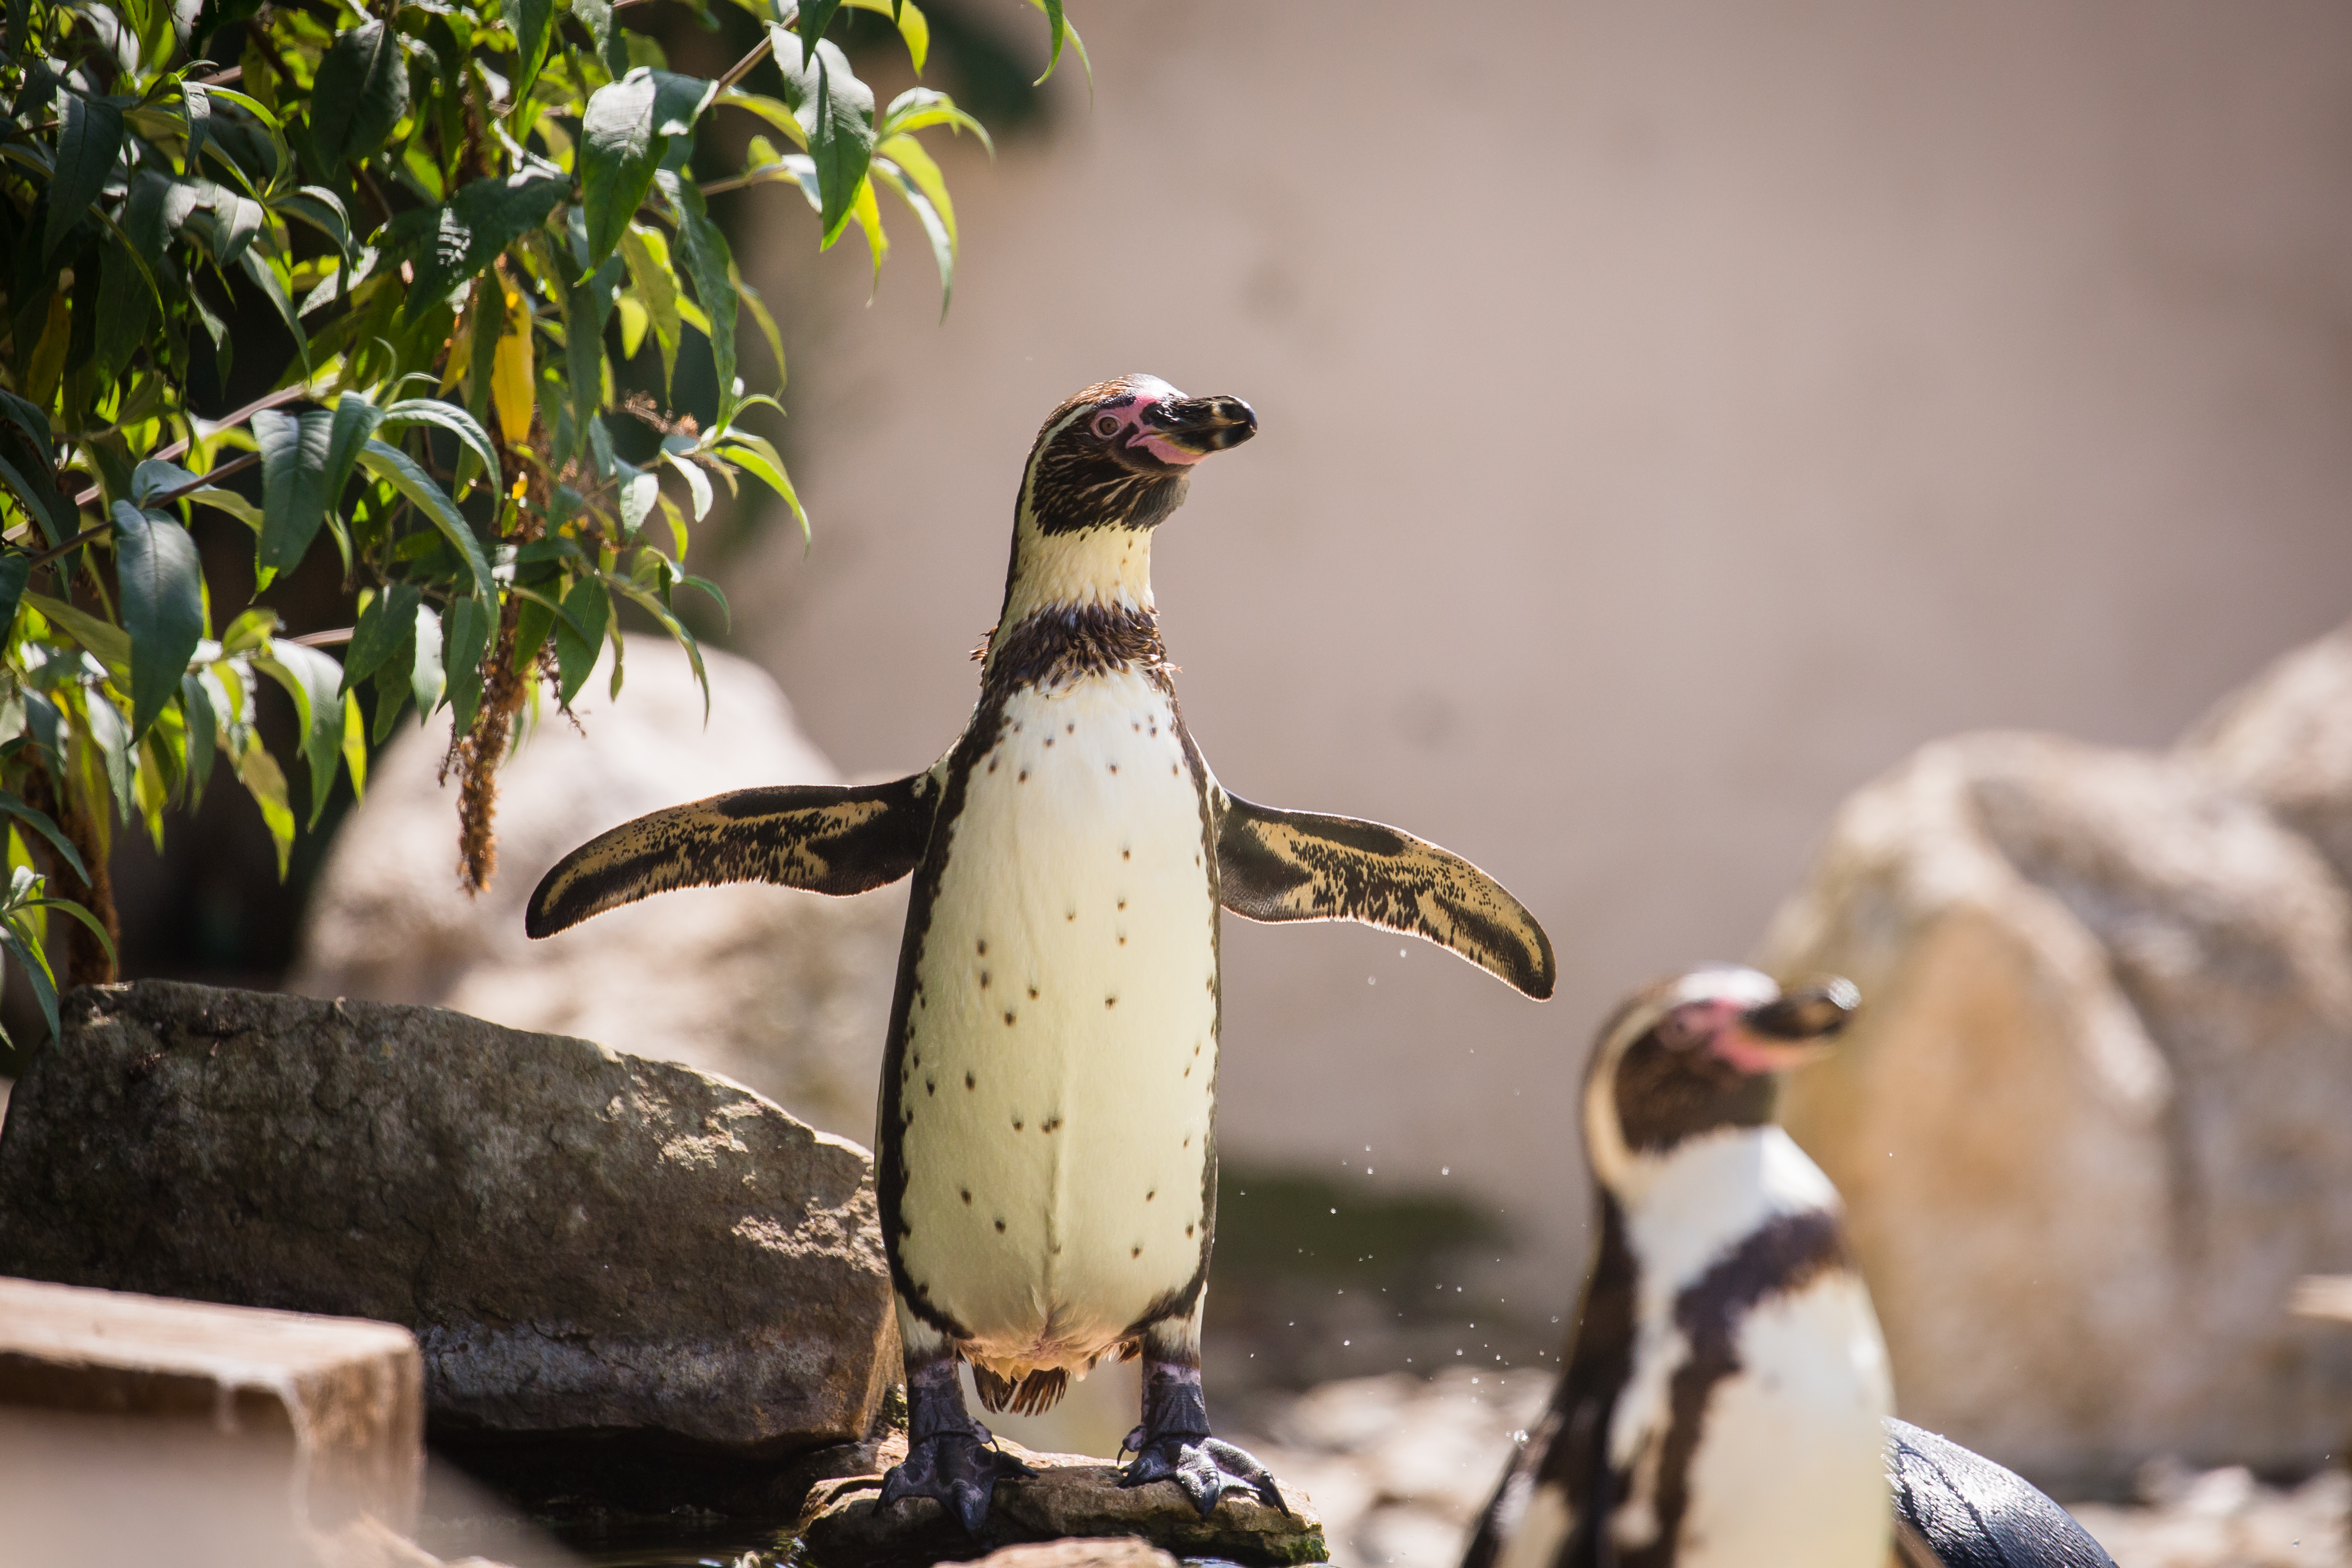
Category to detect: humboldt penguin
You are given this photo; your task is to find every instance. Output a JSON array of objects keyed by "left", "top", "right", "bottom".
[
  {"left": 526, "top": 374, "right": 1556, "bottom": 1530},
  {"left": 1459, "top": 966, "right": 2117, "bottom": 1568}
]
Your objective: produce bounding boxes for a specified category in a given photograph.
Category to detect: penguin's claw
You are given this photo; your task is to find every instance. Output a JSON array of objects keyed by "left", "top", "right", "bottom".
[
  {"left": 879, "top": 1431, "right": 1036, "bottom": 1534},
  {"left": 1119, "top": 1433, "right": 1289, "bottom": 1518}
]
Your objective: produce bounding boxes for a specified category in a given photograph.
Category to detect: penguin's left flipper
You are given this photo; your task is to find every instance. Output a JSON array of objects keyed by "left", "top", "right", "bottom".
[
  {"left": 1886, "top": 1418, "right": 2118, "bottom": 1568},
  {"left": 525, "top": 773, "right": 936, "bottom": 938},
  {"left": 1214, "top": 791, "right": 1556, "bottom": 999}
]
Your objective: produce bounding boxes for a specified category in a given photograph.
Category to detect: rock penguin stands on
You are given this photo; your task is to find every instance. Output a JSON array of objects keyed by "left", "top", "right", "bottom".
[
  {"left": 1460, "top": 967, "right": 2117, "bottom": 1568},
  {"left": 526, "top": 375, "right": 1557, "bottom": 1530}
]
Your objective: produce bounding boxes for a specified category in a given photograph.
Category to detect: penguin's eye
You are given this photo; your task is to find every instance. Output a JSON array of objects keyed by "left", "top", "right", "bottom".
[{"left": 1093, "top": 414, "right": 1120, "bottom": 437}]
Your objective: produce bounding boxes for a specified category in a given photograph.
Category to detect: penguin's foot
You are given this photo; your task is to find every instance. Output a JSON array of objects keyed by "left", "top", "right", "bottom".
[
  {"left": 879, "top": 1428, "right": 1035, "bottom": 1533},
  {"left": 879, "top": 1358, "right": 1036, "bottom": 1534},
  {"left": 1118, "top": 1362, "right": 1289, "bottom": 1519}
]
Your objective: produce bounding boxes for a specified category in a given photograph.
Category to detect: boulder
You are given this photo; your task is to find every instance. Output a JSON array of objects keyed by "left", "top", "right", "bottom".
[
  {"left": 947, "top": 1539, "right": 1182, "bottom": 1568},
  {"left": 799, "top": 1438, "right": 1328, "bottom": 1568},
  {"left": 0, "top": 980, "right": 896, "bottom": 1455},
  {"left": 1756, "top": 720, "right": 2352, "bottom": 1490},
  {"left": 290, "top": 640, "right": 905, "bottom": 1146}
]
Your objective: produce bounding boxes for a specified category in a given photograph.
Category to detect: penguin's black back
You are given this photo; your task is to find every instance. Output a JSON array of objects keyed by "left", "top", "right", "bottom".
[{"left": 1888, "top": 1418, "right": 2118, "bottom": 1568}]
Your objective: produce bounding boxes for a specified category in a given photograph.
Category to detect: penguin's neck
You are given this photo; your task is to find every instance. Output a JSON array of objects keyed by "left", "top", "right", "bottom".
[
  {"left": 1600, "top": 1124, "right": 1842, "bottom": 1319},
  {"left": 993, "top": 519, "right": 1159, "bottom": 645}
]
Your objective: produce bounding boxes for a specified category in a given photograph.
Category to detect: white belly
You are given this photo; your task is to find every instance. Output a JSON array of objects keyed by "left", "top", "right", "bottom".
[
  {"left": 1619, "top": 1271, "right": 1893, "bottom": 1568},
  {"left": 895, "top": 670, "right": 1218, "bottom": 1370}
]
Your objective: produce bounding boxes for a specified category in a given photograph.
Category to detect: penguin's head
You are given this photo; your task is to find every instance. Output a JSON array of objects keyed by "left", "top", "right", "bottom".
[
  {"left": 998, "top": 375, "right": 1256, "bottom": 623},
  {"left": 1022, "top": 375, "right": 1256, "bottom": 534},
  {"left": 1582, "top": 966, "right": 1858, "bottom": 1192}
]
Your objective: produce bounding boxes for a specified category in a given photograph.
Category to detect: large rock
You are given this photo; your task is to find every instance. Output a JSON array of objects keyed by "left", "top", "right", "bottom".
[
  {"left": 0, "top": 980, "right": 896, "bottom": 1455},
  {"left": 799, "top": 1438, "right": 1328, "bottom": 1568},
  {"left": 291, "top": 640, "right": 905, "bottom": 1145},
  {"left": 1757, "top": 713, "right": 2352, "bottom": 1489}
]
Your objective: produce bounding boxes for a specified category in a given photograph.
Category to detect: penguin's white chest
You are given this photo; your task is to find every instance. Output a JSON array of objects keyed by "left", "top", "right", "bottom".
[
  {"left": 1665, "top": 1270, "right": 1892, "bottom": 1568},
  {"left": 894, "top": 668, "right": 1218, "bottom": 1368}
]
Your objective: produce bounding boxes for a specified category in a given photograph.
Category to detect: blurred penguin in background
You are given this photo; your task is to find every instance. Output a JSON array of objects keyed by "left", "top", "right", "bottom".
[{"left": 1462, "top": 966, "right": 2118, "bottom": 1568}]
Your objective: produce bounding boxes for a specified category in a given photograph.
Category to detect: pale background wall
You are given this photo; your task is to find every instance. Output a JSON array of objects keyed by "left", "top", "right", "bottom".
[{"left": 720, "top": 0, "right": 2352, "bottom": 1288}]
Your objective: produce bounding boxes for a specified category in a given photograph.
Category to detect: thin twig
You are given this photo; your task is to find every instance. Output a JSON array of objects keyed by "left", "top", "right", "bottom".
[
  {"left": 290, "top": 626, "right": 354, "bottom": 647},
  {"left": 188, "top": 64, "right": 243, "bottom": 87},
  {"left": 67, "top": 384, "right": 310, "bottom": 508},
  {"left": 34, "top": 451, "right": 263, "bottom": 569},
  {"left": 714, "top": 37, "right": 769, "bottom": 93}
]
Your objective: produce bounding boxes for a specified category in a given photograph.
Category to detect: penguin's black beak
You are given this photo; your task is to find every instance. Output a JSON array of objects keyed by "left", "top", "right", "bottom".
[
  {"left": 1145, "top": 395, "right": 1257, "bottom": 457},
  {"left": 1740, "top": 979, "right": 1860, "bottom": 1043}
]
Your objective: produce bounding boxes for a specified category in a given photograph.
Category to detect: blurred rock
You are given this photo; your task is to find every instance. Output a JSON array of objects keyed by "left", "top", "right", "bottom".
[
  {"left": 2067, "top": 1463, "right": 2349, "bottom": 1568},
  {"left": 798, "top": 1438, "right": 1327, "bottom": 1568},
  {"left": 2184, "top": 620, "right": 2352, "bottom": 893},
  {"left": 1757, "top": 717, "right": 2352, "bottom": 1488},
  {"left": 291, "top": 640, "right": 905, "bottom": 1145},
  {"left": 946, "top": 1538, "right": 1181, "bottom": 1568},
  {"left": 1237, "top": 1368, "right": 1543, "bottom": 1568},
  {"left": 0, "top": 980, "right": 896, "bottom": 1453}
]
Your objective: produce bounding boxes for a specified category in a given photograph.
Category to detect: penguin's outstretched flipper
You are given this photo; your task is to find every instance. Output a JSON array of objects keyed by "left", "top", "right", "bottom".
[
  {"left": 525, "top": 773, "right": 936, "bottom": 938},
  {"left": 1887, "top": 1418, "right": 2118, "bottom": 1568},
  {"left": 1213, "top": 791, "right": 1556, "bottom": 998}
]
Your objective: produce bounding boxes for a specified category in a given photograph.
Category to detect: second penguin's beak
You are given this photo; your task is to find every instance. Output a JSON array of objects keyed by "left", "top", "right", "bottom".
[
  {"left": 1143, "top": 395, "right": 1258, "bottom": 457},
  {"left": 1714, "top": 978, "right": 1860, "bottom": 1074}
]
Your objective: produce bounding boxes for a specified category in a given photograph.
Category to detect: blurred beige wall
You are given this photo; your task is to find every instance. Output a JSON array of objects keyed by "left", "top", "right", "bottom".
[{"left": 724, "top": 0, "right": 2352, "bottom": 1287}]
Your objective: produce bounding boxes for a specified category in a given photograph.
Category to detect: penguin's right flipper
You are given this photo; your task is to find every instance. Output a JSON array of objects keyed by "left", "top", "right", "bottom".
[
  {"left": 525, "top": 773, "right": 936, "bottom": 938},
  {"left": 1214, "top": 791, "right": 1557, "bottom": 998},
  {"left": 1886, "top": 1418, "right": 2118, "bottom": 1567}
]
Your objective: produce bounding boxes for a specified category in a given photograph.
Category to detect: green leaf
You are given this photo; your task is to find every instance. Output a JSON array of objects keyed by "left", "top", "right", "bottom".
[
  {"left": 553, "top": 573, "right": 609, "bottom": 705},
  {"left": 401, "top": 172, "right": 571, "bottom": 321},
  {"left": 579, "top": 69, "right": 715, "bottom": 268},
  {"left": 84, "top": 691, "right": 134, "bottom": 821},
  {"left": 0, "top": 552, "right": 28, "bottom": 635},
  {"left": 0, "top": 790, "right": 88, "bottom": 883},
  {"left": 310, "top": 19, "right": 411, "bottom": 168},
  {"left": 274, "top": 185, "right": 352, "bottom": 255},
  {"left": 660, "top": 446, "right": 713, "bottom": 521},
  {"left": 341, "top": 690, "right": 367, "bottom": 801},
  {"left": 617, "top": 225, "right": 682, "bottom": 396},
  {"left": 715, "top": 434, "right": 808, "bottom": 540},
  {"left": 408, "top": 602, "right": 445, "bottom": 717},
  {"left": 355, "top": 440, "right": 494, "bottom": 596},
  {"left": 608, "top": 576, "right": 709, "bottom": 720},
  {"left": 0, "top": 391, "right": 75, "bottom": 548},
  {"left": 766, "top": 31, "right": 873, "bottom": 246},
  {"left": 0, "top": 926, "right": 60, "bottom": 1046},
  {"left": 378, "top": 399, "right": 501, "bottom": 495},
  {"left": 343, "top": 580, "right": 420, "bottom": 691},
  {"left": 661, "top": 171, "right": 738, "bottom": 423},
  {"left": 618, "top": 468, "right": 658, "bottom": 536},
  {"left": 511, "top": 0, "right": 556, "bottom": 110},
  {"left": 254, "top": 640, "right": 347, "bottom": 827},
  {"left": 797, "top": 0, "right": 841, "bottom": 49},
  {"left": 112, "top": 502, "right": 206, "bottom": 741},
  {"left": 47, "top": 94, "right": 126, "bottom": 262},
  {"left": 443, "top": 593, "right": 490, "bottom": 731},
  {"left": 234, "top": 733, "right": 294, "bottom": 878},
  {"left": 180, "top": 672, "right": 218, "bottom": 808},
  {"left": 180, "top": 79, "right": 211, "bottom": 175},
  {"left": 872, "top": 159, "right": 952, "bottom": 315},
  {"left": 875, "top": 87, "right": 989, "bottom": 153},
  {"left": 94, "top": 233, "right": 155, "bottom": 384},
  {"left": 734, "top": 270, "right": 786, "bottom": 392},
  {"left": 845, "top": 0, "right": 927, "bottom": 73},
  {"left": 24, "top": 592, "right": 133, "bottom": 676},
  {"left": 253, "top": 406, "right": 338, "bottom": 571},
  {"left": 323, "top": 391, "right": 386, "bottom": 511},
  {"left": 717, "top": 89, "right": 808, "bottom": 150}
]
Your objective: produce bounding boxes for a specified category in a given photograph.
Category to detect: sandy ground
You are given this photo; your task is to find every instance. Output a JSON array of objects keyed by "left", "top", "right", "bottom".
[{"left": 1230, "top": 1371, "right": 2352, "bottom": 1568}]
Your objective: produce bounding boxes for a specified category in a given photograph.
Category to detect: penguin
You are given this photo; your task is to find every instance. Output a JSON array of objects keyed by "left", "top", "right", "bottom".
[
  {"left": 1458, "top": 966, "right": 2118, "bottom": 1568},
  {"left": 525, "top": 374, "right": 1556, "bottom": 1531}
]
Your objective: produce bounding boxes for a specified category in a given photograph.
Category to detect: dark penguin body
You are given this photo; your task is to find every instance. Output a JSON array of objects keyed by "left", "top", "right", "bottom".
[
  {"left": 527, "top": 374, "right": 1556, "bottom": 1528},
  {"left": 1461, "top": 967, "right": 2118, "bottom": 1568}
]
